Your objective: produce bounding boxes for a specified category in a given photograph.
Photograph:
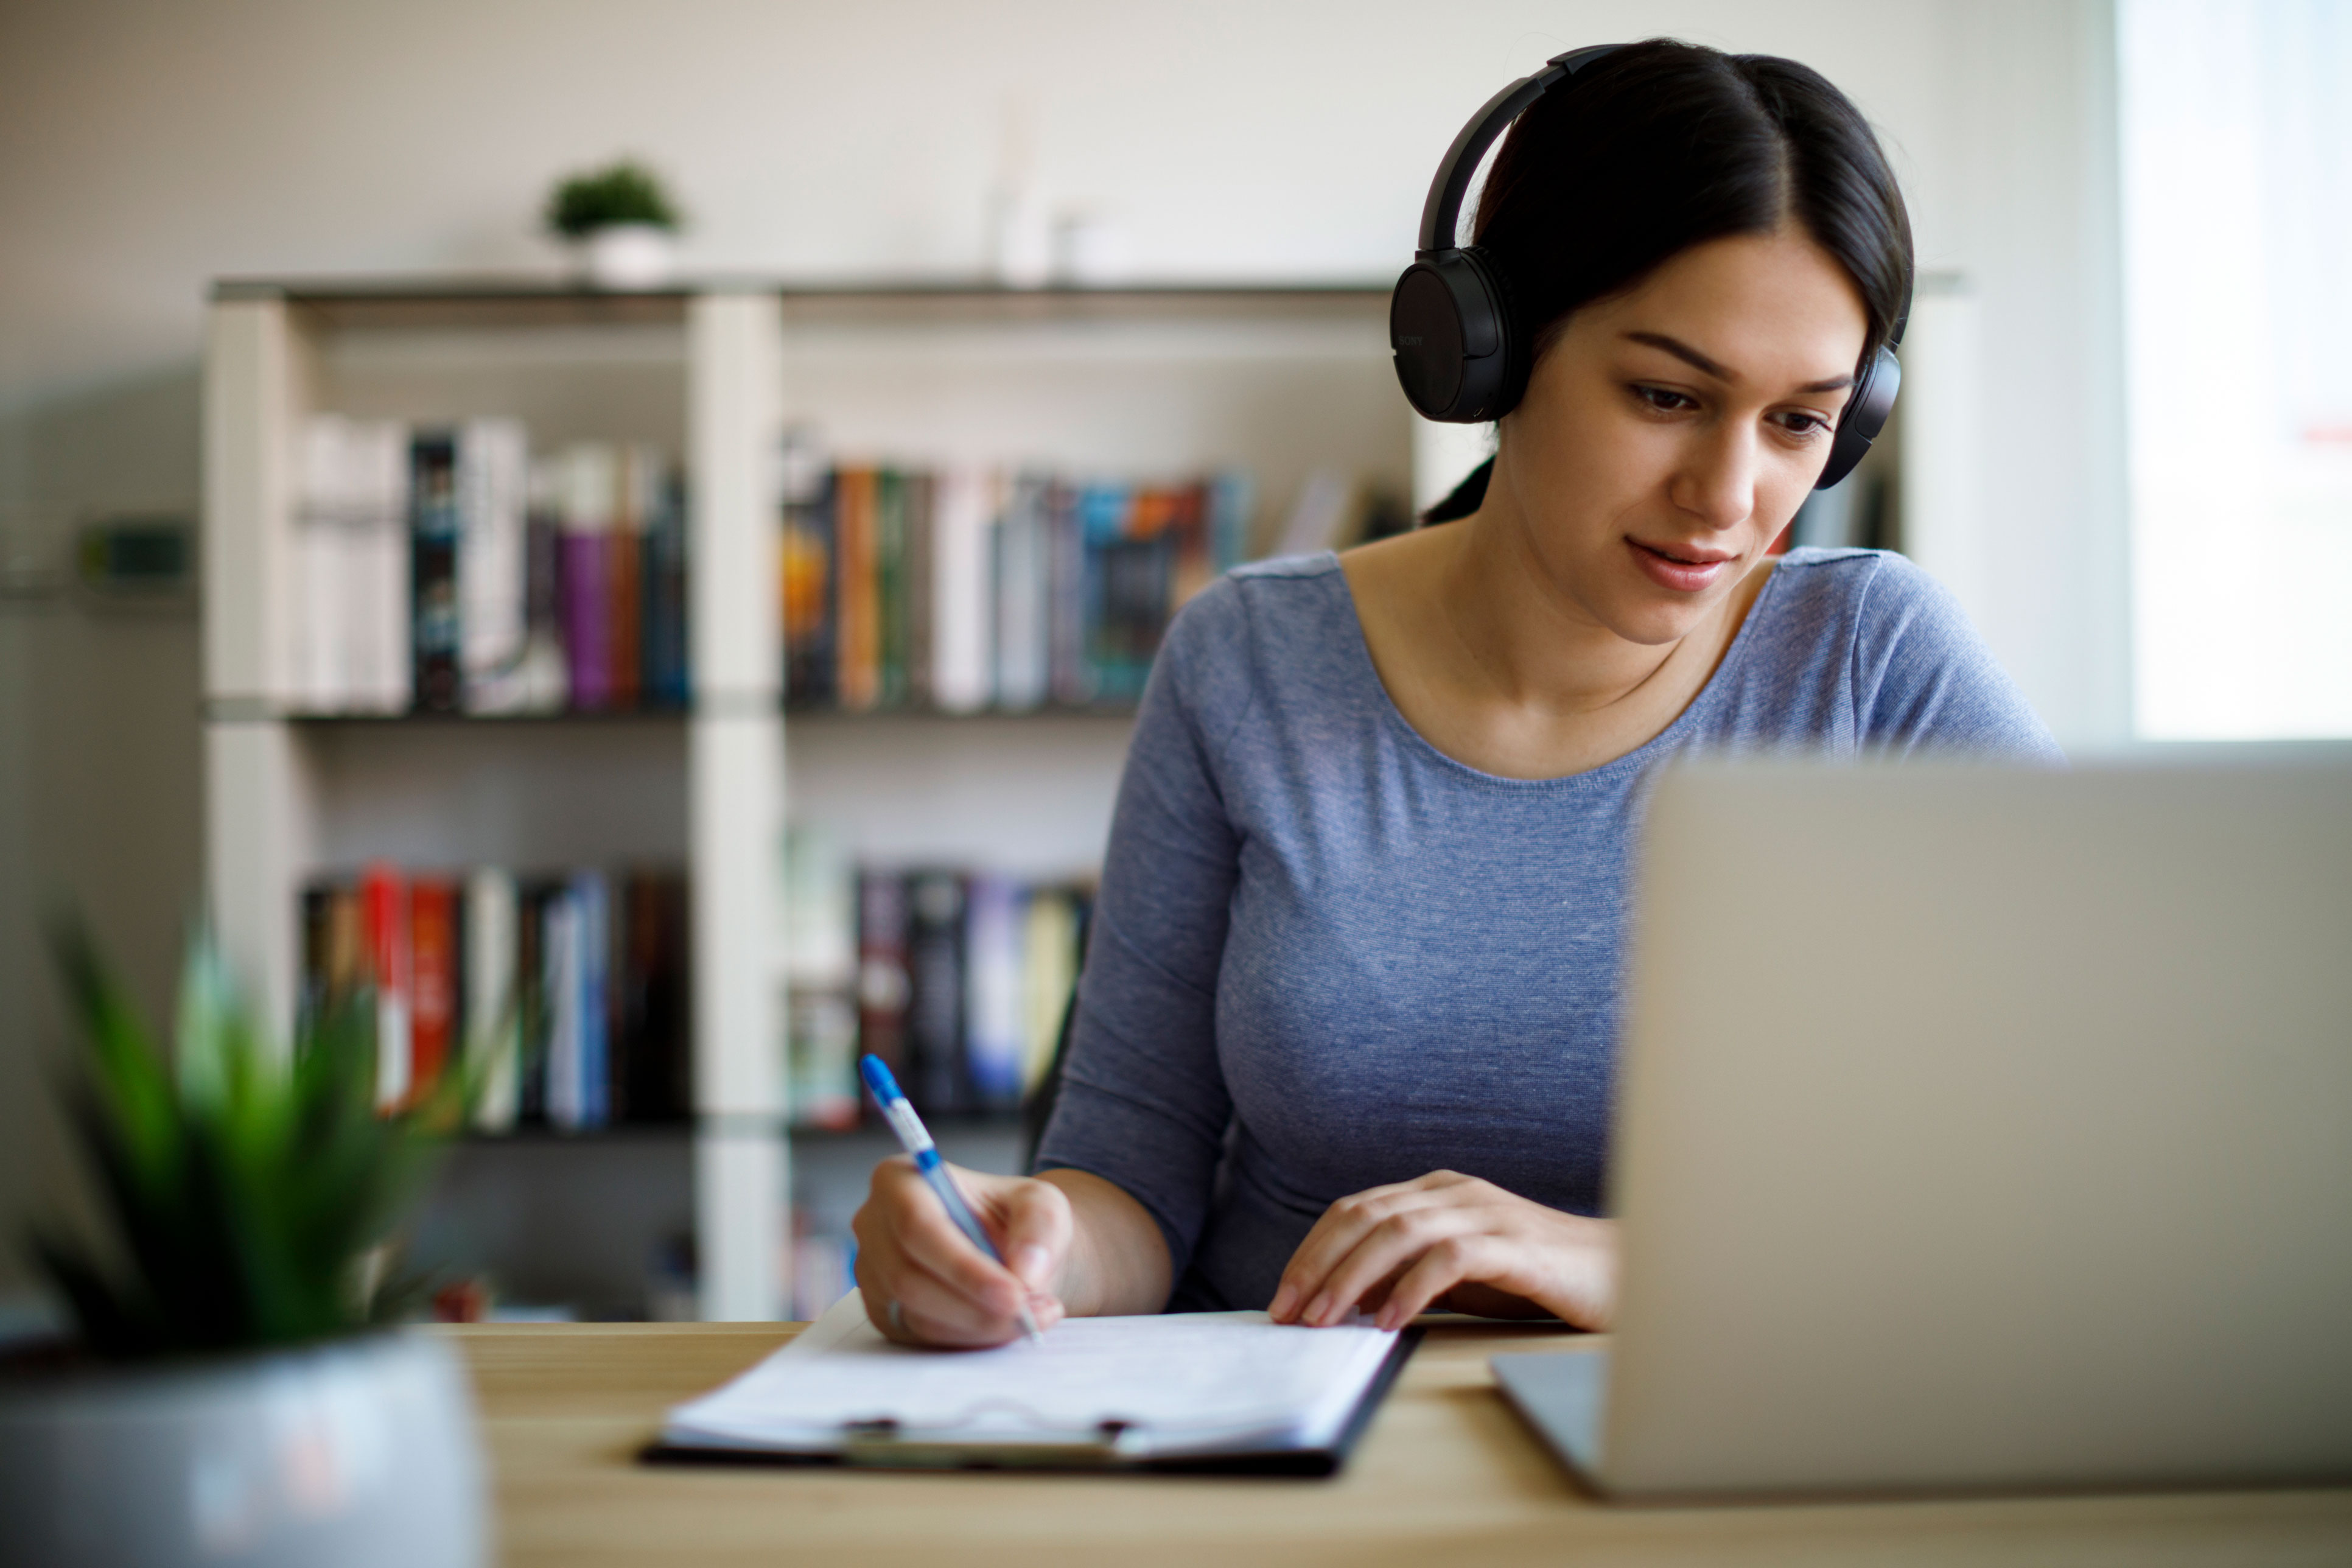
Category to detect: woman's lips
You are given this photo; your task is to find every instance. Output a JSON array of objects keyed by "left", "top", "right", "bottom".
[{"left": 1628, "top": 537, "right": 1734, "bottom": 593}]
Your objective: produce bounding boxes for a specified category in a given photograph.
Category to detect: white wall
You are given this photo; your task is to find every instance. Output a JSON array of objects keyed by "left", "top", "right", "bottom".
[{"left": 0, "top": 0, "right": 2126, "bottom": 1292}]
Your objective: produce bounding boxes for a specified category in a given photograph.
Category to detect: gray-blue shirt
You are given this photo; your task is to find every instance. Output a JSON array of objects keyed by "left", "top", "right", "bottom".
[{"left": 1035, "top": 546, "right": 2063, "bottom": 1312}]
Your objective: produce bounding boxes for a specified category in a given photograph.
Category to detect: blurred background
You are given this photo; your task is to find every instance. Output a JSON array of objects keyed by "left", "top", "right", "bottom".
[{"left": 1, "top": 0, "right": 2342, "bottom": 1329}]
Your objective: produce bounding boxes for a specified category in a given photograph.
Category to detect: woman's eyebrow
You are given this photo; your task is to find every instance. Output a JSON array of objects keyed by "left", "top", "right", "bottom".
[{"left": 1623, "top": 331, "right": 1856, "bottom": 394}]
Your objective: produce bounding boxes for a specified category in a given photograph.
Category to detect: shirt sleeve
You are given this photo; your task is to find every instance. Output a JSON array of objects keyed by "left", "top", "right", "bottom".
[
  {"left": 1033, "top": 582, "right": 1253, "bottom": 1291},
  {"left": 1848, "top": 553, "right": 2068, "bottom": 764}
]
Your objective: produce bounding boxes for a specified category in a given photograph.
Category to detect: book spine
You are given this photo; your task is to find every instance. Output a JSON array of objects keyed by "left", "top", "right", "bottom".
[
  {"left": 460, "top": 419, "right": 531, "bottom": 714},
  {"left": 545, "top": 887, "right": 582, "bottom": 1130},
  {"left": 904, "top": 471, "right": 935, "bottom": 710},
  {"left": 932, "top": 467, "right": 993, "bottom": 714},
  {"left": 782, "top": 469, "right": 835, "bottom": 707},
  {"left": 855, "top": 869, "right": 910, "bottom": 1099},
  {"left": 619, "top": 869, "right": 691, "bottom": 1121},
  {"left": 467, "top": 867, "right": 520, "bottom": 1133},
  {"left": 517, "top": 881, "right": 550, "bottom": 1125},
  {"left": 408, "top": 877, "right": 459, "bottom": 1103},
  {"left": 645, "top": 467, "right": 690, "bottom": 708},
  {"left": 962, "top": 873, "right": 1027, "bottom": 1111},
  {"left": 1048, "top": 480, "right": 1087, "bottom": 706},
  {"left": 903, "top": 870, "right": 967, "bottom": 1114},
  {"left": 609, "top": 446, "right": 651, "bottom": 711},
  {"left": 410, "top": 431, "right": 463, "bottom": 712},
  {"left": 559, "top": 444, "right": 617, "bottom": 711},
  {"left": 359, "top": 422, "right": 414, "bottom": 714},
  {"left": 877, "top": 468, "right": 907, "bottom": 707},
  {"left": 295, "top": 415, "right": 346, "bottom": 712},
  {"left": 359, "top": 862, "right": 411, "bottom": 1111},
  {"left": 574, "top": 870, "right": 611, "bottom": 1129},
  {"left": 523, "top": 458, "right": 572, "bottom": 712},
  {"left": 1020, "top": 885, "right": 1080, "bottom": 1096},
  {"left": 836, "top": 467, "right": 880, "bottom": 710},
  {"left": 994, "top": 475, "right": 1049, "bottom": 710}
]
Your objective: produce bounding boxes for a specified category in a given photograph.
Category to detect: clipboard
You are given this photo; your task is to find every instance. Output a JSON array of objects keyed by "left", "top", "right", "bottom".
[{"left": 640, "top": 1295, "right": 1423, "bottom": 1478}]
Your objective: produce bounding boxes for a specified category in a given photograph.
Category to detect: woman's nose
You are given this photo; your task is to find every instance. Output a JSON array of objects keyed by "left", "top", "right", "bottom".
[{"left": 1668, "top": 424, "right": 1757, "bottom": 532}]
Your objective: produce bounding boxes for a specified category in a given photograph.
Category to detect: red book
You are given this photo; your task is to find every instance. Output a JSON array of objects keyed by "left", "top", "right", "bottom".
[
  {"left": 408, "top": 877, "right": 459, "bottom": 1105},
  {"left": 359, "top": 863, "right": 411, "bottom": 1111}
]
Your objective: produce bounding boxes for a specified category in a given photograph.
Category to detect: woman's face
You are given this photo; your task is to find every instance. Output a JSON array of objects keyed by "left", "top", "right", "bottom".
[{"left": 1494, "top": 226, "right": 1871, "bottom": 647}]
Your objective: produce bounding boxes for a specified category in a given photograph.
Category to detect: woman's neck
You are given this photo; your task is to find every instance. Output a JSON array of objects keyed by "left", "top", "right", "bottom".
[{"left": 1340, "top": 493, "right": 1771, "bottom": 781}]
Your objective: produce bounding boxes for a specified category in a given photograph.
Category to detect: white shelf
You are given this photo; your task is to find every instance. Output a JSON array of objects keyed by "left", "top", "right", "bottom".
[{"left": 201, "top": 278, "right": 1418, "bottom": 1323}]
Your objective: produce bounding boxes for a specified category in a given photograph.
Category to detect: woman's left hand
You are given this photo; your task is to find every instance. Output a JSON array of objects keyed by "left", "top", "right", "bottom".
[{"left": 1267, "top": 1171, "right": 1616, "bottom": 1332}]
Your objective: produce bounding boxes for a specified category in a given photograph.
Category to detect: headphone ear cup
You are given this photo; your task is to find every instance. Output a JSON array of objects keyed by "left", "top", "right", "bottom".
[
  {"left": 1390, "top": 248, "right": 1524, "bottom": 422},
  {"left": 1816, "top": 343, "right": 1901, "bottom": 491}
]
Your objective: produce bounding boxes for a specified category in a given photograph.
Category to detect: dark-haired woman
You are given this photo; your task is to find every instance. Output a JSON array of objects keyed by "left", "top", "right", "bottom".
[{"left": 852, "top": 40, "right": 2061, "bottom": 1346}]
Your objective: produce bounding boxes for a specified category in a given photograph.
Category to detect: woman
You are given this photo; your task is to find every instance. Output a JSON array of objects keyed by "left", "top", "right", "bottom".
[{"left": 852, "top": 39, "right": 2060, "bottom": 1346}]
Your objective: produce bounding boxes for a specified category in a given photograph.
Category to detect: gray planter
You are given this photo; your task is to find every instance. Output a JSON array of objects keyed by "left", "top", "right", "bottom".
[{"left": 0, "top": 1329, "right": 488, "bottom": 1567}]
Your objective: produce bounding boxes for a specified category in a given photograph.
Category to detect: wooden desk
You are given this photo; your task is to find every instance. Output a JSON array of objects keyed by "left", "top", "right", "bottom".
[{"left": 445, "top": 1321, "right": 2352, "bottom": 1567}]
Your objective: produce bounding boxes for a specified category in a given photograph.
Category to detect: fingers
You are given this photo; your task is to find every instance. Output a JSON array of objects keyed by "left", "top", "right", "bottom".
[
  {"left": 1292, "top": 1203, "right": 1480, "bottom": 1327},
  {"left": 984, "top": 1172, "right": 1076, "bottom": 1293},
  {"left": 851, "top": 1157, "right": 1064, "bottom": 1348},
  {"left": 1374, "top": 1234, "right": 1499, "bottom": 1330},
  {"left": 1269, "top": 1171, "right": 1484, "bottom": 1324}
]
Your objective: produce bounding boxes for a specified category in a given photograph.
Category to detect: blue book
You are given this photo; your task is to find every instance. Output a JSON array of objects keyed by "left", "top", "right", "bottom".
[{"left": 572, "top": 870, "right": 611, "bottom": 1129}]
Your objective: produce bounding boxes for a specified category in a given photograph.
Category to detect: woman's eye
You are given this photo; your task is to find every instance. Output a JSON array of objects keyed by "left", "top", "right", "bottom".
[
  {"left": 1633, "top": 385, "right": 1695, "bottom": 413},
  {"left": 1774, "top": 411, "right": 1831, "bottom": 438}
]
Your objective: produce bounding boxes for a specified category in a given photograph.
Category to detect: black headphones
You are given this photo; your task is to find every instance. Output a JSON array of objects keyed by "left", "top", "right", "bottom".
[{"left": 1389, "top": 44, "right": 1903, "bottom": 491}]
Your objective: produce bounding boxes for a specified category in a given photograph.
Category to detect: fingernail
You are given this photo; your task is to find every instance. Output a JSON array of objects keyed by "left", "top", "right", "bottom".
[
  {"left": 1015, "top": 1244, "right": 1049, "bottom": 1287},
  {"left": 1269, "top": 1284, "right": 1295, "bottom": 1320},
  {"left": 1305, "top": 1293, "right": 1331, "bottom": 1325}
]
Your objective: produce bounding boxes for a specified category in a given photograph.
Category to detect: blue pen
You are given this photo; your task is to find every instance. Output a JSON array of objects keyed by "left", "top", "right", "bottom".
[{"left": 859, "top": 1054, "right": 1045, "bottom": 1344}]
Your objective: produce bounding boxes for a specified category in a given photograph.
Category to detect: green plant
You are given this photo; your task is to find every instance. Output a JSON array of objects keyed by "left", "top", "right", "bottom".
[
  {"left": 544, "top": 159, "right": 682, "bottom": 239},
  {"left": 27, "top": 923, "right": 469, "bottom": 1360}
]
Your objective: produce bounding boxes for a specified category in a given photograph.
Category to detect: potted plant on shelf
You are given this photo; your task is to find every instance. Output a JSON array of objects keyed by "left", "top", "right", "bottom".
[
  {"left": 545, "top": 158, "right": 684, "bottom": 290},
  {"left": 0, "top": 926, "right": 489, "bottom": 1567}
]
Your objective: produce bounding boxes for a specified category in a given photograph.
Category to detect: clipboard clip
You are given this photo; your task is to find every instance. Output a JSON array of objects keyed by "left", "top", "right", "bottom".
[{"left": 839, "top": 1416, "right": 1152, "bottom": 1470}]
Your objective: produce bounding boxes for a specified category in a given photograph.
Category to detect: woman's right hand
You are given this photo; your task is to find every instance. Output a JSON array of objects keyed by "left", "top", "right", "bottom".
[{"left": 850, "top": 1157, "right": 1072, "bottom": 1347}]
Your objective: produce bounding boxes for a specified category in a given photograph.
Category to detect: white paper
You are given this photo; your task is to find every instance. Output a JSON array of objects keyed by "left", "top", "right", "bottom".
[{"left": 662, "top": 1290, "right": 1399, "bottom": 1459}]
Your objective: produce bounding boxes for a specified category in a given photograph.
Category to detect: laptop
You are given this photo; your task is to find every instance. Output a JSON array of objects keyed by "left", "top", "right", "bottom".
[{"left": 1494, "top": 754, "right": 2352, "bottom": 1499}]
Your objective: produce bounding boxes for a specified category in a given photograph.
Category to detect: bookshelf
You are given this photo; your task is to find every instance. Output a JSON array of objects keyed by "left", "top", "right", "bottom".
[{"left": 201, "top": 277, "right": 1408, "bottom": 1323}]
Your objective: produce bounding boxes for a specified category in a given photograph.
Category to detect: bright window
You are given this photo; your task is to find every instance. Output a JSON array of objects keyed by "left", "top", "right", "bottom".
[{"left": 2121, "top": 0, "right": 2352, "bottom": 739}]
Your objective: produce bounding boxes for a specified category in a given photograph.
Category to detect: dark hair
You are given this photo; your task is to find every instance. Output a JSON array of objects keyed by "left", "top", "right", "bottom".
[{"left": 1423, "top": 39, "right": 1913, "bottom": 523}]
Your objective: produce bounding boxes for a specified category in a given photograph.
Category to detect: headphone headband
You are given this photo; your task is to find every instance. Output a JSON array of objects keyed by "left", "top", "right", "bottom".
[{"left": 1416, "top": 45, "right": 1623, "bottom": 254}]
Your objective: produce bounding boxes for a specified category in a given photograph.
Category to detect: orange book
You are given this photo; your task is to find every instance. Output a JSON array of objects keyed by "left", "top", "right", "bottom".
[
  {"left": 407, "top": 877, "right": 459, "bottom": 1104},
  {"left": 835, "top": 466, "right": 880, "bottom": 710}
]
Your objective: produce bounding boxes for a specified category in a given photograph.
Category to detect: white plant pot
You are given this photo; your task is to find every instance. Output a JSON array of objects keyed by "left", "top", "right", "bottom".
[
  {"left": 579, "top": 223, "right": 677, "bottom": 290},
  {"left": 0, "top": 1330, "right": 488, "bottom": 1567}
]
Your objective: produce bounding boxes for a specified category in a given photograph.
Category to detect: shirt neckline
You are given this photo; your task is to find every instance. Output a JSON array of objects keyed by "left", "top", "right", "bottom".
[{"left": 1315, "top": 548, "right": 1784, "bottom": 789}]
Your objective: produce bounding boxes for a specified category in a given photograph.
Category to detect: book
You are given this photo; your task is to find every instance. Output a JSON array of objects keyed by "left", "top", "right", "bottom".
[
  {"left": 407, "top": 876, "right": 460, "bottom": 1104},
  {"left": 573, "top": 870, "right": 612, "bottom": 1129},
  {"left": 931, "top": 467, "right": 994, "bottom": 713},
  {"left": 902, "top": 470, "right": 936, "bottom": 710},
  {"left": 544, "top": 884, "right": 584, "bottom": 1130},
  {"left": 608, "top": 446, "right": 654, "bottom": 712},
  {"left": 994, "top": 474, "right": 1051, "bottom": 710},
  {"left": 620, "top": 868, "right": 691, "bottom": 1121},
  {"left": 642, "top": 465, "right": 690, "bottom": 708},
  {"left": 458, "top": 420, "right": 531, "bottom": 713},
  {"left": 855, "top": 870, "right": 910, "bottom": 1094},
  {"left": 520, "top": 458, "right": 573, "bottom": 712},
  {"left": 652, "top": 1289, "right": 1415, "bottom": 1473},
  {"left": 467, "top": 867, "right": 521, "bottom": 1133},
  {"left": 559, "top": 444, "right": 617, "bottom": 711},
  {"left": 1021, "top": 885, "right": 1081, "bottom": 1096},
  {"left": 835, "top": 466, "right": 880, "bottom": 710},
  {"left": 876, "top": 468, "right": 909, "bottom": 707},
  {"left": 903, "top": 870, "right": 967, "bottom": 1114},
  {"left": 781, "top": 455, "right": 836, "bottom": 705},
  {"left": 962, "top": 874, "right": 1027, "bottom": 1110},
  {"left": 785, "top": 825, "right": 859, "bottom": 1130},
  {"left": 410, "top": 432, "right": 464, "bottom": 712},
  {"left": 359, "top": 863, "right": 410, "bottom": 1110}
]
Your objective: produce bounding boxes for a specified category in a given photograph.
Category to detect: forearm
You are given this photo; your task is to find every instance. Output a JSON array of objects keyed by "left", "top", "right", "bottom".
[{"left": 1039, "top": 1167, "right": 1173, "bottom": 1317}]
